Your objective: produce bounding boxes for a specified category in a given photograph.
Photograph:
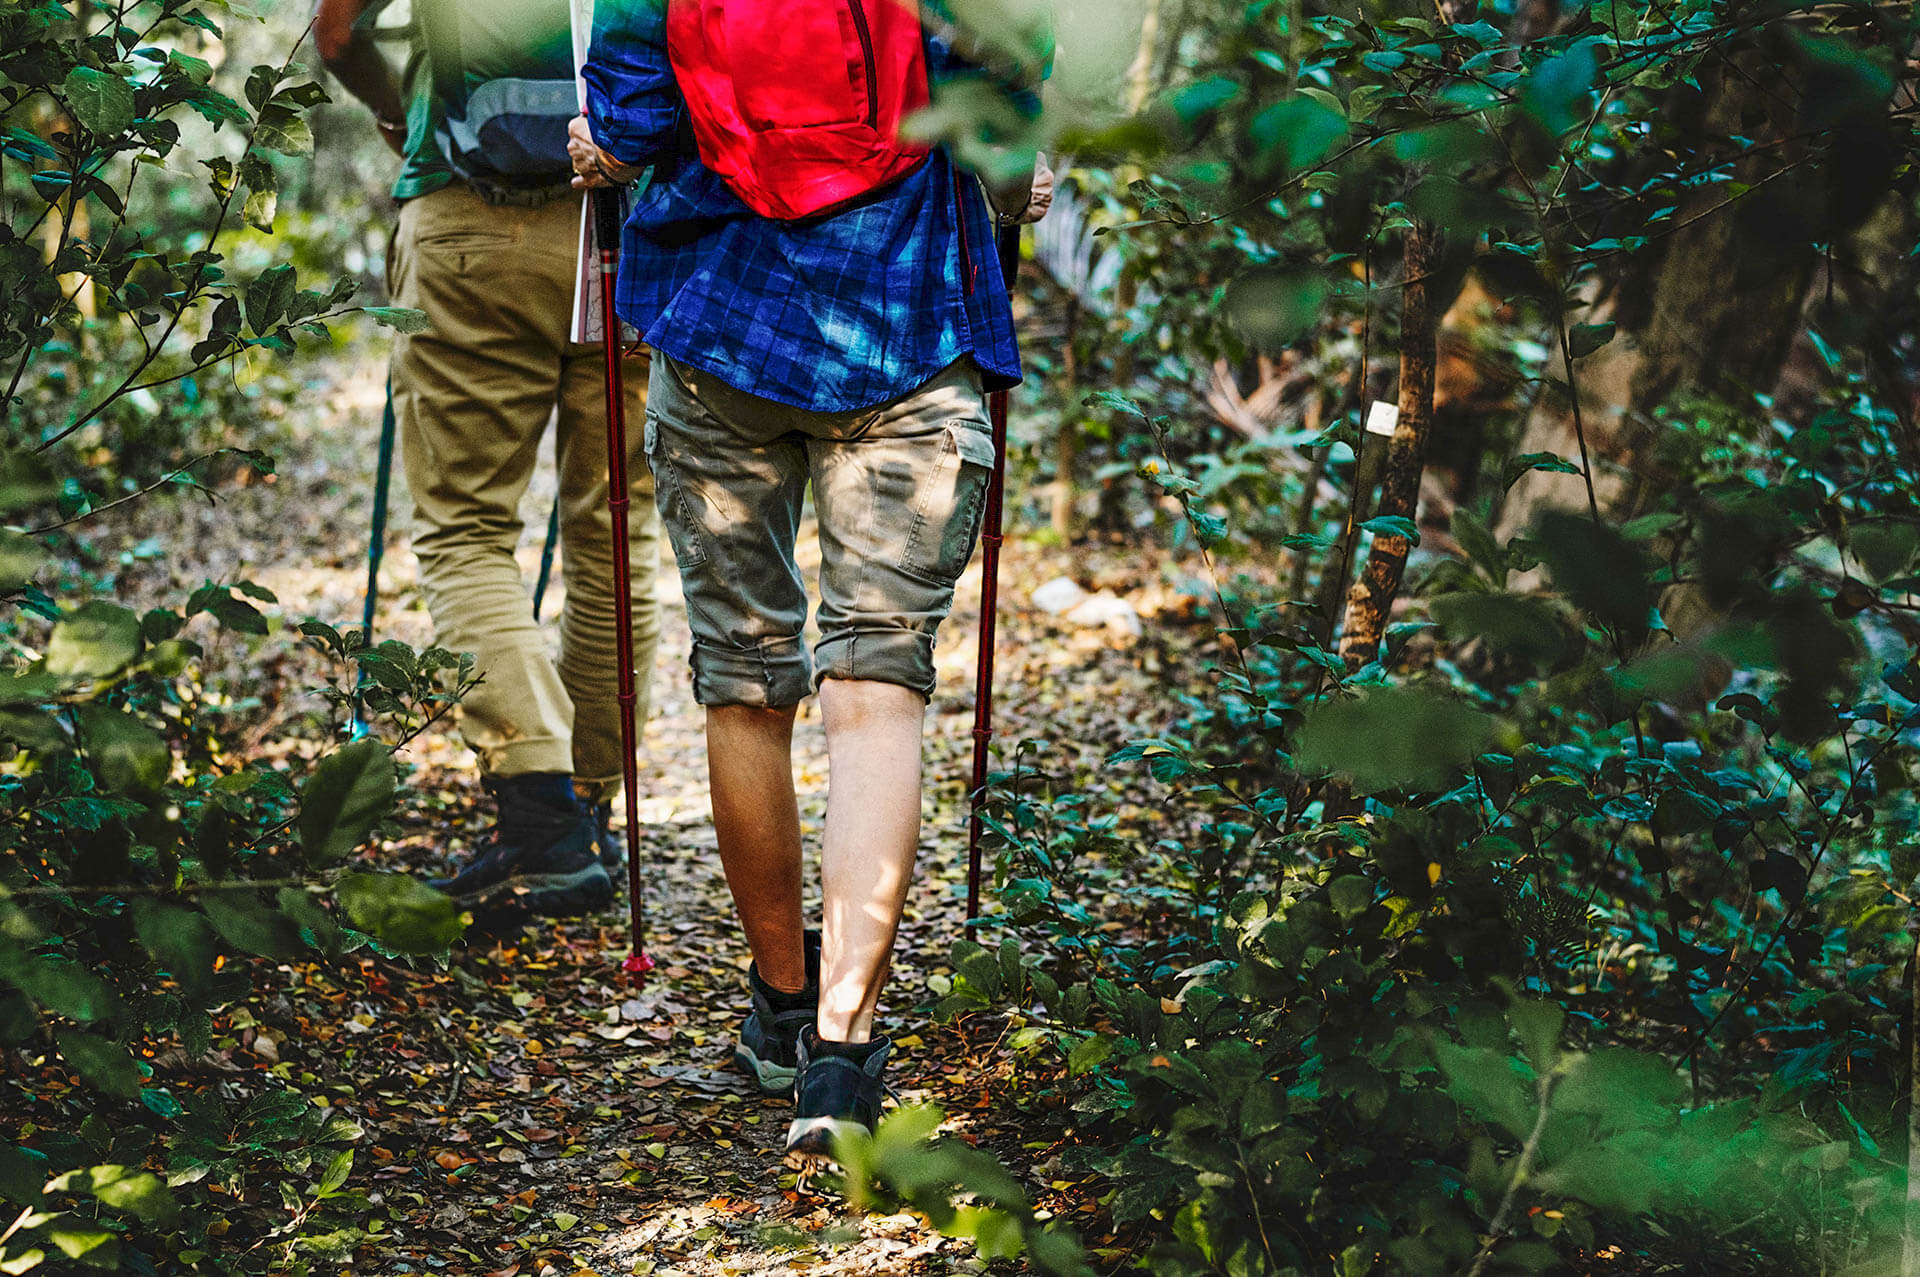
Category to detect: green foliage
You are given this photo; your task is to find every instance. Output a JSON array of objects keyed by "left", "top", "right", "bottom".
[
  {"left": 298, "top": 739, "right": 396, "bottom": 864},
  {"left": 335, "top": 872, "right": 465, "bottom": 956},
  {"left": 0, "top": 6, "right": 479, "bottom": 1273},
  {"left": 967, "top": 367, "right": 1920, "bottom": 1262},
  {"left": 1292, "top": 685, "right": 1493, "bottom": 794},
  {"left": 0, "top": 564, "right": 474, "bottom": 1271},
  {"left": 1, "top": 0, "right": 398, "bottom": 472},
  {"left": 837, "top": 1106, "right": 1096, "bottom": 1276},
  {"left": 958, "top": 426, "right": 1919, "bottom": 1270},
  {"left": 932, "top": 0, "right": 1920, "bottom": 1268}
]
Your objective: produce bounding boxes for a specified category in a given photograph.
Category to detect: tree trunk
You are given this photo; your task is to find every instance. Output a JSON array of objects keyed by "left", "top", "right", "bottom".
[
  {"left": 1340, "top": 222, "right": 1439, "bottom": 667},
  {"left": 1498, "top": 64, "right": 1824, "bottom": 535}
]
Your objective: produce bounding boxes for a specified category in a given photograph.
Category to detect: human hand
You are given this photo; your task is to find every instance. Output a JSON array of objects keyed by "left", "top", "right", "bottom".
[
  {"left": 1017, "top": 152, "right": 1054, "bottom": 225},
  {"left": 989, "top": 151, "right": 1056, "bottom": 226},
  {"left": 569, "top": 114, "right": 640, "bottom": 190}
]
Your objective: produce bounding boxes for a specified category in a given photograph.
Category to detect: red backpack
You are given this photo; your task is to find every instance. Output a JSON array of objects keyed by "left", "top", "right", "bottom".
[{"left": 665, "top": 0, "right": 933, "bottom": 221}]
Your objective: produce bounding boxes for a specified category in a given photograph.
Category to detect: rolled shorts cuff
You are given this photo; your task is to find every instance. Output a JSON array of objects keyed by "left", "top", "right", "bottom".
[
  {"left": 691, "top": 635, "right": 812, "bottom": 708},
  {"left": 812, "top": 629, "right": 937, "bottom": 700}
]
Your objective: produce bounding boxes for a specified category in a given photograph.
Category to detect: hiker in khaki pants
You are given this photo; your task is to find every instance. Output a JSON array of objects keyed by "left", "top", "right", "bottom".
[{"left": 319, "top": 0, "right": 659, "bottom": 915}]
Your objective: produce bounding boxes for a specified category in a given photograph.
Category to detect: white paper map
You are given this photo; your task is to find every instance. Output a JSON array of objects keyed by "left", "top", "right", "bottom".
[{"left": 567, "top": 0, "right": 638, "bottom": 347}]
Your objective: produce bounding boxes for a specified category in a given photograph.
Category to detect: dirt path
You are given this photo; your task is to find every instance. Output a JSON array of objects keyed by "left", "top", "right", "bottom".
[{"left": 106, "top": 352, "right": 1183, "bottom": 1275}]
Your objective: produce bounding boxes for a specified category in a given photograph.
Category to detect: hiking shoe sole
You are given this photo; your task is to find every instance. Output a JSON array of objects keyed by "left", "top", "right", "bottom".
[
  {"left": 783, "top": 1115, "right": 867, "bottom": 1169},
  {"left": 437, "top": 863, "right": 615, "bottom": 916},
  {"left": 733, "top": 1039, "right": 798, "bottom": 1096}
]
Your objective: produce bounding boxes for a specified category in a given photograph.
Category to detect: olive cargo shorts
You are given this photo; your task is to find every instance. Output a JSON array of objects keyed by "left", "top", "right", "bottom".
[
  {"left": 389, "top": 183, "right": 661, "bottom": 790},
  {"left": 645, "top": 355, "right": 995, "bottom": 708}
]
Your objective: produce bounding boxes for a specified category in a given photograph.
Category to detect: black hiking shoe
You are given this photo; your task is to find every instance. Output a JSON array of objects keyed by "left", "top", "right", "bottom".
[
  {"left": 432, "top": 773, "right": 614, "bottom": 917},
  {"left": 734, "top": 930, "right": 821, "bottom": 1095},
  {"left": 785, "top": 1028, "right": 892, "bottom": 1163}
]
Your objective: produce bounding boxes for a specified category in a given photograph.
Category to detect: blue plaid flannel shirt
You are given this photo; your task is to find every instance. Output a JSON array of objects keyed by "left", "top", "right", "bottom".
[{"left": 583, "top": 3, "right": 1023, "bottom": 413}]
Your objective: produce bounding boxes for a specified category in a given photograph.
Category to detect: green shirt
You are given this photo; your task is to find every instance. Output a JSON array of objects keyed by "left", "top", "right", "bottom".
[
  {"left": 392, "top": 36, "right": 453, "bottom": 202},
  {"left": 367, "top": 0, "right": 575, "bottom": 202}
]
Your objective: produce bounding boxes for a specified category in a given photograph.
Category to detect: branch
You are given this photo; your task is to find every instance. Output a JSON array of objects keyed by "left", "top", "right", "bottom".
[
  {"left": 1464, "top": 1069, "right": 1561, "bottom": 1277},
  {"left": 29, "top": 18, "right": 319, "bottom": 452},
  {"left": 1339, "top": 220, "right": 1440, "bottom": 668},
  {"left": 23, "top": 447, "right": 241, "bottom": 534}
]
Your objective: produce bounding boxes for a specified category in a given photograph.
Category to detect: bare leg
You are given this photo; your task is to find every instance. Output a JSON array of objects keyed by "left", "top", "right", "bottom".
[
  {"left": 816, "top": 678, "right": 926, "bottom": 1043},
  {"left": 706, "top": 704, "right": 807, "bottom": 994}
]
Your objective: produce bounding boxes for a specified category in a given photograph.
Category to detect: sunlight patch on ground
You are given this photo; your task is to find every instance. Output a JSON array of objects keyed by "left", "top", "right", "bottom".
[{"left": 594, "top": 1203, "right": 970, "bottom": 1276}]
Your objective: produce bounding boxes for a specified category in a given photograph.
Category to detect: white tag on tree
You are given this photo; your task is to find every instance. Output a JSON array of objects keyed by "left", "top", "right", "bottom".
[{"left": 1365, "top": 400, "right": 1401, "bottom": 437}]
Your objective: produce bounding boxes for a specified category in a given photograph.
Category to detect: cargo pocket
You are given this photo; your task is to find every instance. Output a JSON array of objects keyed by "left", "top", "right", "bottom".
[
  {"left": 899, "top": 424, "right": 995, "bottom": 586},
  {"left": 644, "top": 415, "right": 710, "bottom": 571}
]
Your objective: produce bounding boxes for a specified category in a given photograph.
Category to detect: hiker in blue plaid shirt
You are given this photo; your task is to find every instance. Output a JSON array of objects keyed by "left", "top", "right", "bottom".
[{"left": 569, "top": 0, "right": 1050, "bottom": 1158}]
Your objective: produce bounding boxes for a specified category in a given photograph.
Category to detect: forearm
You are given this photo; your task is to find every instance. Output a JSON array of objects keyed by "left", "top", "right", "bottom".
[
  {"left": 583, "top": 0, "right": 680, "bottom": 169},
  {"left": 314, "top": 0, "right": 403, "bottom": 124},
  {"left": 321, "top": 35, "right": 405, "bottom": 124}
]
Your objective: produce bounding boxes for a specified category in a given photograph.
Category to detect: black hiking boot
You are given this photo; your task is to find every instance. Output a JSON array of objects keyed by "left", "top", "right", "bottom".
[
  {"left": 432, "top": 773, "right": 614, "bottom": 917},
  {"left": 585, "top": 800, "right": 624, "bottom": 873},
  {"left": 785, "top": 1027, "right": 892, "bottom": 1164},
  {"left": 734, "top": 930, "right": 821, "bottom": 1095}
]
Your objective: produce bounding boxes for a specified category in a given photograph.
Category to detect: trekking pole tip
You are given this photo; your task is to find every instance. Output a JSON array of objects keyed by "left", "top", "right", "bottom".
[{"left": 622, "top": 950, "right": 656, "bottom": 981}]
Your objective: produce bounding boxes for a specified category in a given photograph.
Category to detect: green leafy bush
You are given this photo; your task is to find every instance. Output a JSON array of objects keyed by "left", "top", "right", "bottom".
[
  {"left": 1, "top": 2, "right": 467, "bottom": 1271},
  {"left": 960, "top": 424, "right": 1916, "bottom": 1268},
  {"left": 838, "top": 1105, "right": 1097, "bottom": 1276},
  {"left": 936, "top": 0, "right": 1920, "bottom": 1269},
  {"left": 0, "top": 508, "right": 476, "bottom": 1271}
]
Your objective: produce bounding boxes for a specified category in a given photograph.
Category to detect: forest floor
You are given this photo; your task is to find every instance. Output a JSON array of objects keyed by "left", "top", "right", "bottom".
[{"left": 103, "top": 354, "right": 1215, "bottom": 1276}]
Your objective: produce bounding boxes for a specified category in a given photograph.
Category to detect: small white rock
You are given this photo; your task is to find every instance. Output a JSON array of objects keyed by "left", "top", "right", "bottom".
[
  {"left": 1065, "top": 591, "right": 1144, "bottom": 637},
  {"left": 1030, "top": 576, "right": 1089, "bottom": 615}
]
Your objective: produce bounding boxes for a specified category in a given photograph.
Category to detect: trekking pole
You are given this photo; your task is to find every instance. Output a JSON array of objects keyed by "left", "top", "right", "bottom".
[
  {"left": 530, "top": 495, "right": 562, "bottom": 621},
  {"left": 351, "top": 378, "right": 400, "bottom": 741},
  {"left": 966, "top": 225, "right": 1023, "bottom": 923},
  {"left": 591, "top": 184, "right": 655, "bottom": 982}
]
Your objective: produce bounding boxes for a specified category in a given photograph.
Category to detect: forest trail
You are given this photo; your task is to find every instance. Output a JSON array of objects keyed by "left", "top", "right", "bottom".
[{"left": 115, "top": 356, "right": 1181, "bottom": 1276}]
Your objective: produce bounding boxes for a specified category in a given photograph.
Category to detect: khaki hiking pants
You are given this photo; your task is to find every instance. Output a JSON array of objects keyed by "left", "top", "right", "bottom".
[{"left": 388, "top": 182, "right": 661, "bottom": 794}]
